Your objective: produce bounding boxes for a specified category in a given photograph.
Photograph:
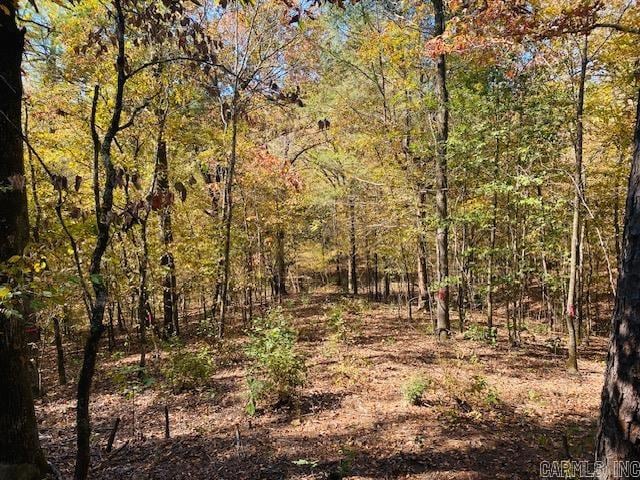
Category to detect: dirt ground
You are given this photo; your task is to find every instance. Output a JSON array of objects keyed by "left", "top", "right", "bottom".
[{"left": 37, "top": 293, "right": 608, "bottom": 479}]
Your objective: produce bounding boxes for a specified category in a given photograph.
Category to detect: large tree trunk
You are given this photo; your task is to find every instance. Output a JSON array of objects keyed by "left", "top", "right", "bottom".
[
  {"left": 0, "top": 5, "right": 49, "bottom": 479},
  {"left": 595, "top": 88, "right": 640, "bottom": 478},
  {"left": 432, "top": 0, "right": 450, "bottom": 340}
]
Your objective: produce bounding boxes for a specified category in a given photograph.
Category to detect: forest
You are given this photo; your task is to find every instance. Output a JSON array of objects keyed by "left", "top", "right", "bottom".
[{"left": 2, "top": 0, "right": 640, "bottom": 479}]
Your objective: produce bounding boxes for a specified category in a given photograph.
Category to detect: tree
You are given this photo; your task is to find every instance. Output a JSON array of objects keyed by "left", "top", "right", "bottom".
[
  {"left": 0, "top": 2, "right": 49, "bottom": 479},
  {"left": 596, "top": 84, "right": 640, "bottom": 480},
  {"left": 432, "top": 0, "right": 450, "bottom": 340},
  {"left": 565, "top": 33, "right": 589, "bottom": 373}
]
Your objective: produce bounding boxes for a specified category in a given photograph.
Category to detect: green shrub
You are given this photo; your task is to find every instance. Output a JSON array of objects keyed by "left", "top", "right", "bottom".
[
  {"left": 245, "top": 307, "right": 306, "bottom": 414},
  {"left": 162, "top": 344, "right": 215, "bottom": 392},
  {"left": 463, "top": 324, "right": 497, "bottom": 345},
  {"left": 402, "top": 376, "right": 432, "bottom": 406},
  {"left": 326, "top": 304, "right": 348, "bottom": 342},
  {"left": 110, "top": 364, "right": 155, "bottom": 397},
  {"left": 341, "top": 297, "right": 368, "bottom": 314},
  {"left": 468, "top": 374, "right": 500, "bottom": 406},
  {"left": 325, "top": 301, "right": 363, "bottom": 344}
]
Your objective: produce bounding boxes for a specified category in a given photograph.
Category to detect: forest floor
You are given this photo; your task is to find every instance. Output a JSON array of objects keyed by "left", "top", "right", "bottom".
[{"left": 37, "top": 292, "right": 607, "bottom": 480}]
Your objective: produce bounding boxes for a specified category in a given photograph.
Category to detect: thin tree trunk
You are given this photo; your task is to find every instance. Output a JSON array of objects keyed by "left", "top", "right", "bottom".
[
  {"left": 216, "top": 107, "right": 239, "bottom": 338},
  {"left": 537, "top": 185, "right": 555, "bottom": 330},
  {"left": 417, "top": 189, "right": 430, "bottom": 310},
  {"left": 432, "top": 0, "right": 450, "bottom": 340},
  {"left": 137, "top": 221, "right": 149, "bottom": 370},
  {"left": 107, "top": 303, "right": 115, "bottom": 352},
  {"left": 53, "top": 317, "right": 67, "bottom": 386},
  {"left": 348, "top": 195, "right": 358, "bottom": 295},
  {"left": 275, "top": 227, "right": 287, "bottom": 299},
  {"left": 566, "top": 34, "right": 588, "bottom": 374},
  {"left": 487, "top": 140, "right": 499, "bottom": 331},
  {"left": 157, "top": 139, "right": 178, "bottom": 337},
  {"left": 384, "top": 268, "right": 390, "bottom": 301},
  {"left": 373, "top": 252, "right": 380, "bottom": 301},
  {"left": 76, "top": 1, "right": 127, "bottom": 476}
]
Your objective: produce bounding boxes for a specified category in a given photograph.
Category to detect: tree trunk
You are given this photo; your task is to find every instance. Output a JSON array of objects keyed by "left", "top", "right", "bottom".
[
  {"left": 595, "top": 88, "right": 640, "bottom": 479},
  {"left": 373, "top": 252, "right": 380, "bottom": 301},
  {"left": 614, "top": 149, "right": 623, "bottom": 269},
  {"left": 566, "top": 34, "right": 588, "bottom": 374},
  {"left": 432, "top": 0, "right": 450, "bottom": 340},
  {"left": 25, "top": 109, "right": 42, "bottom": 245},
  {"left": 0, "top": 5, "right": 49, "bottom": 478},
  {"left": 417, "top": 189, "right": 430, "bottom": 310},
  {"left": 384, "top": 268, "right": 390, "bottom": 301},
  {"left": 75, "top": 1, "right": 126, "bottom": 476},
  {"left": 157, "top": 140, "right": 179, "bottom": 337},
  {"left": 137, "top": 221, "right": 150, "bottom": 370},
  {"left": 216, "top": 107, "right": 238, "bottom": 338},
  {"left": 487, "top": 142, "right": 498, "bottom": 331},
  {"left": 348, "top": 195, "right": 358, "bottom": 295},
  {"left": 275, "top": 227, "right": 287, "bottom": 299},
  {"left": 53, "top": 317, "right": 67, "bottom": 386}
]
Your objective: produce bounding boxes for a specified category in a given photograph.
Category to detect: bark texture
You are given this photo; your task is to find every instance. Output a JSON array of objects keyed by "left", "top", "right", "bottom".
[
  {"left": 0, "top": 4, "right": 49, "bottom": 479},
  {"left": 432, "top": 0, "right": 450, "bottom": 340},
  {"left": 595, "top": 89, "right": 640, "bottom": 478}
]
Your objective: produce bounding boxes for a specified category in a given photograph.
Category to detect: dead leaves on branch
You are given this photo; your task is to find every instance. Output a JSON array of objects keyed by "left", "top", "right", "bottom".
[{"left": 427, "top": 0, "right": 609, "bottom": 58}]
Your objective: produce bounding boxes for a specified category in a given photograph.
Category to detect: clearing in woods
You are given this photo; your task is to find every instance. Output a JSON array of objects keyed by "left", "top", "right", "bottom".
[{"left": 37, "top": 292, "right": 605, "bottom": 480}]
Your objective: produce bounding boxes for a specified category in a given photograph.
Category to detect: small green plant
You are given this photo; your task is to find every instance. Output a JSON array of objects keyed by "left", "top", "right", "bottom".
[
  {"left": 402, "top": 376, "right": 432, "bottom": 406},
  {"left": 463, "top": 324, "right": 497, "bottom": 345},
  {"left": 110, "top": 350, "right": 125, "bottom": 361},
  {"left": 292, "top": 458, "right": 319, "bottom": 469},
  {"left": 528, "top": 389, "right": 544, "bottom": 403},
  {"left": 325, "top": 301, "right": 362, "bottom": 344},
  {"left": 110, "top": 364, "right": 155, "bottom": 398},
  {"left": 326, "top": 304, "right": 348, "bottom": 342},
  {"left": 338, "top": 446, "right": 357, "bottom": 477},
  {"left": 162, "top": 344, "right": 215, "bottom": 392},
  {"left": 245, "top": 307, "right": 306, "bottom": 414},
  {"left": 196, "top": 318, "right": 219, "bottom": 338},
  {"left": 468, "top": 374, "right": 488, "bottom": 393},
  {"left": 468, "top": 374, "right": 500, "bottom": 406},
  {"left": 341, "top": 297, "right": 368, "bottom": 314},
  {"left": 300, "top": 294, "right": 312, "bottom": 306}
]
